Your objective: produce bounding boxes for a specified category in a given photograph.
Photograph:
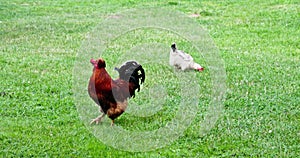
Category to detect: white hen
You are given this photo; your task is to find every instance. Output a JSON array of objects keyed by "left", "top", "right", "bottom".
[{"left": 169, "top": 43, "right": 204, "bottom": 71}]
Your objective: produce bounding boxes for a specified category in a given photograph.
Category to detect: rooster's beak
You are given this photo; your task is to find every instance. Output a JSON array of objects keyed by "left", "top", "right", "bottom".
[
  {"left": 90, "top": 59, "right": 98, "bottom": 68},
  {"left": 90, "top": 59, "right": 96, "bottom": 64}
]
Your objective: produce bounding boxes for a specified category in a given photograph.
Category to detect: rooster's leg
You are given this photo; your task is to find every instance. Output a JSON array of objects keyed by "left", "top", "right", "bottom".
[
  {"left": 90, "top": 113, "right": 105, "bottom": 125},
  {"left": 99, "top": 107, "right": 104, "bottom": 113},
  {"left": 111, "top": 120, "right": 114, "bottom": 126}
]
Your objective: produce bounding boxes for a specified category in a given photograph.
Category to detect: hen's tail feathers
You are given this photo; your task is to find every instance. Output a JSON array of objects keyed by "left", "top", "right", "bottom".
[
  {"left": 115, "top": 61, "right": 145, "bottom": 97},
  {"left": 171, "top": 43, "right": 177, "bottom": 52}
]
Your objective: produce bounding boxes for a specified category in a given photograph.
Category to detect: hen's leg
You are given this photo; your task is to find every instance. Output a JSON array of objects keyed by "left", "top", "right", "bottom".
[{"left": 90, "top": 113, "right": 105, "bottom": 125}]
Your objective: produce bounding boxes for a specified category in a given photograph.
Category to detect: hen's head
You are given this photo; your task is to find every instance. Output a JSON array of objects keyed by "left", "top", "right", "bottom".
[{"left": 90, "top": 58, "right": 106, "bottom": 69}]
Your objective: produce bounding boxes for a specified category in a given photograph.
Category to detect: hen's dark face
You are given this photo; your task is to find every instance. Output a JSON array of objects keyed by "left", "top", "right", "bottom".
[{"left": 90, "top": 58, "right": 106, "bottom": 68}]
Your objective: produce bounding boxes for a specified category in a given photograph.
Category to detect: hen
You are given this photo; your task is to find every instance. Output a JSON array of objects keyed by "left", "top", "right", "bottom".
[
  {"left": 88, "top": 58, "right": 145, "bottom": 126},
  {"left": 169, "top": 43, "right": 204, "bottom": 71}
]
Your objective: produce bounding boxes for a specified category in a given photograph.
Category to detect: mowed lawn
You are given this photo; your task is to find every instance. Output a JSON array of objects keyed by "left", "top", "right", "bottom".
[{"left": 1, "top": 0, "right": 299, "bottom": 157}]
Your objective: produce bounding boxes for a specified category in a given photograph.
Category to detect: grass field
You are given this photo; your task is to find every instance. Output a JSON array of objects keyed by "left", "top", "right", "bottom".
[{"left": 1, "top": 0, "right": 299, "bottom": 157}]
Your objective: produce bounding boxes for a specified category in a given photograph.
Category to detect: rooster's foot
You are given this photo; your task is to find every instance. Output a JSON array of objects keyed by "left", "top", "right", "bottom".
[
  {"left": 110, "top": 120, "right": 115, "bottom": 126},
  {"left": 90, "top": 113, "right": 105, "bottom": 125}
]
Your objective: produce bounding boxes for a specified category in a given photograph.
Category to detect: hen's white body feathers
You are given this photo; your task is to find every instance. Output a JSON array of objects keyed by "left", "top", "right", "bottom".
[{"left": 169, "top": 43, "right": 204, "bottom": 71}]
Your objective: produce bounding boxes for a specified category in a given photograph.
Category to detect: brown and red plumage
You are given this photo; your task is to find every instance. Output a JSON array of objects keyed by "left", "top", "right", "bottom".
[{"left": 88, "top": 58, "right": 145, "bottom": 126}]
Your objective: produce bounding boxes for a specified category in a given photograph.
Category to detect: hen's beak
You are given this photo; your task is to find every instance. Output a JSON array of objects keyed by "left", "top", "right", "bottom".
[{"left": 197, "top": 67, "right": 204, "bottom": 71}]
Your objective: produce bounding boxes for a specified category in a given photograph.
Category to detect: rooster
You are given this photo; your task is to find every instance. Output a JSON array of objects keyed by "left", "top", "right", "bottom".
[
  {"left": 88, "top": 58, "right": 145, "bottom": 126},
  {"left": 169, "top": 43, "right": 204, "bottom": 71}
]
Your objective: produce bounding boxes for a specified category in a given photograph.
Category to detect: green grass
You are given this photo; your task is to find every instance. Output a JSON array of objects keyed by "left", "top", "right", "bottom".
[{"left": 1, "top": 0, "right": 299, "bottom": 157}]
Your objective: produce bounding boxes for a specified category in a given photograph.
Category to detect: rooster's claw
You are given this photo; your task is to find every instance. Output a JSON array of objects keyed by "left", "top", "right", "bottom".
[
  {"left": 90, "top": 119, "right": 100, "bottom": 125},
  {"left": 90, "top": 113, "right": 105, "bottom": 125}
]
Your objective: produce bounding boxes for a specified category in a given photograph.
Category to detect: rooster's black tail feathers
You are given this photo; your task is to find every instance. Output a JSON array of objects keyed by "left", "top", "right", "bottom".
[{"left": 115, "top": 61, "right": 145, "bottom": 97}]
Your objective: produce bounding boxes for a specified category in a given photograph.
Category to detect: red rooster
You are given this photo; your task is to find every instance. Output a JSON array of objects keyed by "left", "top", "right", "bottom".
[{"left": 88, "top": 58, "right": 145, "bottom": 126}]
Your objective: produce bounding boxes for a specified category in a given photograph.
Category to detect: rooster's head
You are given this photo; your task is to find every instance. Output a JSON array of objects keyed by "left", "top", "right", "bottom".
[{"left": 90, "top": 58, "right": 106, "bottom": 69}]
